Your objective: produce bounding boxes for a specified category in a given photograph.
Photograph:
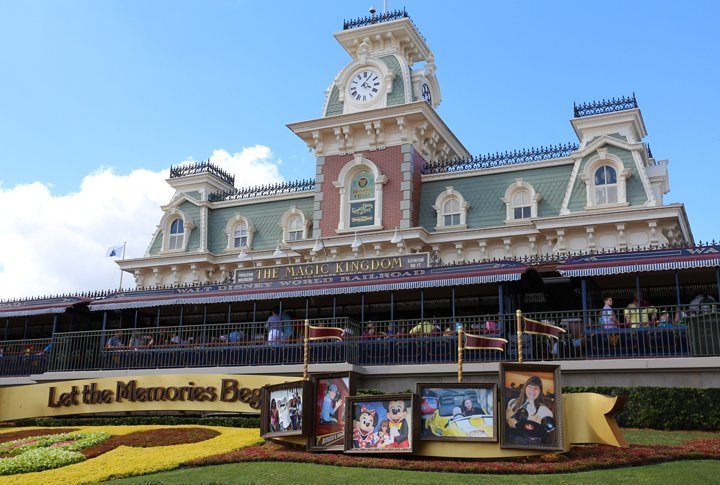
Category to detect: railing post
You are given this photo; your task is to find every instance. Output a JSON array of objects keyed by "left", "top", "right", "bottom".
[
  {"left": 303, "top": 319, "right": 310, "bottom": 380},
  {"left": 457, "top": 325, "right": 464, "bottom": 383},
  {"left": 516, "top": 309, "right": 523, "bottom": 363},
  {"left": 99, "top": 311, "right": 108, "bottom": 351}
]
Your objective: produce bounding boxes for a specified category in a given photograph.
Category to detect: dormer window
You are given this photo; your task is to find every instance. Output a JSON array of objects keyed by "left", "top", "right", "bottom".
[
  {"left": 233, "top": 221, "right": 248, "bottom": 248},
  {"left": 594, "top": 165, "right": 618, "bottom": 205},
  {"left": 225, "top": 215, "right": 255, "bottom": 251},
  {"left": 512, "top": 189, "right": 532, "bottom": 220},
  {"left": 168, "top": 219, "right": 184, "bottom": 250},
  {"left": 287, "top": 214, "right": 304, "bottom": 241},
  {"left": 580, "top": 150, "right": 631, "bottom": 209},
  {"left": 443, "top": 198, "right": 461, "bottom": 226},
  {"left": 503, "top": 179, "right": 541, "bottom": 223},
  {"left": 280, "top": 207, "right": 310, "bottom": 242},
  {"left": 433, "top": 187, "right": 469, "bottom": 230}
]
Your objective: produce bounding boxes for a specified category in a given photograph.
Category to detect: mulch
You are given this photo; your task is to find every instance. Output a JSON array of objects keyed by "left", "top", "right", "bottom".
[
  {"left": 183, "top": 438, "right": 720, "bottom": 474},
  {"left": 82, "top": 427, "right": 220, "bottom": 458}
]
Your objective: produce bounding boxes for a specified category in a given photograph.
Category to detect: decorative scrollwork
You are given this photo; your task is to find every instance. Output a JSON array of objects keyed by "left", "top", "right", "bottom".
[
  {"left": 421, "top": 142, "right": 579, "bottom": 175},
  {"left": 573, "top": 93, "right": 638, "bottom": 118},
  {"left": 169, "top": 161, "right": 235, "bottom": 187},
  {"left": 208, "top": 179, "right": 316, "bottom": 202}
]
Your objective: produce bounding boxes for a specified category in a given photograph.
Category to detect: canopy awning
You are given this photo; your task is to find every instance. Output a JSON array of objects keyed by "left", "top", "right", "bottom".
[
  {"left": 0, "top": 296, "right": 92, "bottom": 318},
  {"left": 557, "top": 245, "right": 720, "bottom": 278},
  {"left": 89, "top": 260, "right": 530, "bottom": 311}
]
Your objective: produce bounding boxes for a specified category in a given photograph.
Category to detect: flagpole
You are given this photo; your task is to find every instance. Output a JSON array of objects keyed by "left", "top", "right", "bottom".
[
  {"left": 303, "top": 319, "right": 310, "bottom": 380},
  {"left": 118, "top": 241, "right": 126, "bottom": 291},
  {"left": 457, "top": 325, "right": 464, "bottom": 383},
  {"left": 516, "top": 309, "right": 523, "bottom": 363}
]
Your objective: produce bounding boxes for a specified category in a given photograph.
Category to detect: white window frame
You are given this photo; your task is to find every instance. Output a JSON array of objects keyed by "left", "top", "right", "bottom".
[
  {"left": 433, "top": 187, "right": 469, "bottom": 230},
  {"left": 159, "top": 208, "right": 195, "bottom": 252},
  {"left": 332, "top": 154, "right": 387, "bottom": 233},
  {"left": 225, "top": 215, "right": 255, "bottom": 250},
  {"left": 502, "top": 179, "right": 541, "bottom": 224},
  {"left": 580, "top": 150, "right": 631, "bottom": 210},
  {"left": 280, "top": 206, "right": 310, "bottom": 243}
]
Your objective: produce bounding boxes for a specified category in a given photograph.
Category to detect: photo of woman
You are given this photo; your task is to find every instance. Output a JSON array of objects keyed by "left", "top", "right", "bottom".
[{"left": 500, "top": 364, "right": 563, "bottom": 451}]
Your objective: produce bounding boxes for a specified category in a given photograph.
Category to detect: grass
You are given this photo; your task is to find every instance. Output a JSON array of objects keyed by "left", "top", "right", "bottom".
[
  {"left": 109, "top": 460, "right": 720, "bottom": 484},
  {"left": 623, "top": 428, "right": 720, "bottom": 446}
]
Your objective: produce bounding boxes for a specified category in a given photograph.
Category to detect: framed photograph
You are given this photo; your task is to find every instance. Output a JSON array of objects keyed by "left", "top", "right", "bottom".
[
  {"left": 260, "top": 380, "right": 312, "bottom": 439},
  {"left": 499, "top": 363, "right": 564, "bottom": 451},
  {"left": 417, "top": 383, "right": 497, "bottom": 442},
  {"left": 308, "top": 372, "right": 357, "bottom": 452},
  {"left": 344, "top": 393, "right": 417, "bottom": 454}
]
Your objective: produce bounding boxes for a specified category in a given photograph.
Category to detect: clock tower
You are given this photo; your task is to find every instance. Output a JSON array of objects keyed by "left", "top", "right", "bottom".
[{"left": 288, "top": 11, "right": 469, "bottom": 244}]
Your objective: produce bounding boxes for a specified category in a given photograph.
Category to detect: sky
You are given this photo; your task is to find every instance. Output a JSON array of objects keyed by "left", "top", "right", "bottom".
[{"left": 1, "top": 0, "right": 719, "bottom": 299}]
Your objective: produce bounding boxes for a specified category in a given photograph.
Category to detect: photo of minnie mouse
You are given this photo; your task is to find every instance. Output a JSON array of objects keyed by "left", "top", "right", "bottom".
[{"left": 344, "top": 393, "right": 417, "bottom": 454}]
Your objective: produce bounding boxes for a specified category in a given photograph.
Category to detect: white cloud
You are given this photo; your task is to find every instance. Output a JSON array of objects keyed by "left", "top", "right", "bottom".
[
  {"left": 182, "top": 145, "right": 284, "bottom": 188},
  {"left": 0, "top": 146, "right": 284, "bottom": 299}
]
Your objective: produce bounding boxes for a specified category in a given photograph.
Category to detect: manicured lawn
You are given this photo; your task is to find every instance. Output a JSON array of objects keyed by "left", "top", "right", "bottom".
[
  {"left": 623, "top": 428, "right": 720, "bottom": 446},
  {"left": 110, "top": 460, "right": 720, "bottom": 484}
]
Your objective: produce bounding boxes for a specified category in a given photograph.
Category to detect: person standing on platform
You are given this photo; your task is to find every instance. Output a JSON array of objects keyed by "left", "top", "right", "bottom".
[
  {"left": 266, "top": 308, "right": 284, "bottom": 345},
  {"left": 600, "top": 296, "right": 619, "bottom": 328}
]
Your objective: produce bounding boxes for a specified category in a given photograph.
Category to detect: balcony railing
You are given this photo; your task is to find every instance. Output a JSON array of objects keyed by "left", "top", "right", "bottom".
[
  {"left": 0, "top": 338, "right": 52, "bottom": 376},
  {"left": 3, "top": 305, "right": 719, "bottom": 377}
]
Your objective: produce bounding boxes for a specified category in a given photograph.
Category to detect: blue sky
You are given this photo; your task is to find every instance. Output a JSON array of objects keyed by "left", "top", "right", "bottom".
[{"left": 1, "top": 0, "right": 719, "bottom": 297}]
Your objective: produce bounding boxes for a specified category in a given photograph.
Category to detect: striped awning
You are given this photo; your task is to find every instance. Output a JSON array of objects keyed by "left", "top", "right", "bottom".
[
  {"left": 557, "top": 245, "right": 720, "bottom": 277},
  {"left": 0, "top": 297, "right": 92, "bottom": 318},
  {"left": 89, "top": 260, "right": 529, "bottom": 311}
]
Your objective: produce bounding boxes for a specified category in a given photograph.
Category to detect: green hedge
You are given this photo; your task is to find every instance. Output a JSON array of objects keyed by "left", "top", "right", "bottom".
[
  {"left": 563, "top": 386, "right": 720, "bottom": 431},
  {"left": 13, "top": 416, "right": 260, "bottom": 428}
]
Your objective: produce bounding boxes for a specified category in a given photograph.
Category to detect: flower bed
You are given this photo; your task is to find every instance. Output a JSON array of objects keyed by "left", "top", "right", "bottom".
[
  {"left": 184, "top": 438, "right": 720, "bottom": 474},
  {"left": 0, "top": 426, "right": 262, "bottom": 485},
  {"left": 0, "top": 432, "right": 110, "bottom": 476}
]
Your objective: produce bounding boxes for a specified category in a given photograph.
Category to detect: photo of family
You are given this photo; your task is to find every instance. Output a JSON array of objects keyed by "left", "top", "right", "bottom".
[
  {"left": 500, "top": 363, "right": 564, "bottom": 451},
  {"left": 261, "top": 381, "right": 311, "bottom": 438},
  {"left": 418, "top": 384, "right": 496, "bottom": 442},
  {"left": 344, "top": 394, "right": 416, "bottom": 454},
  {"left": 309, "top": 373, "right": 354, "bottom": 451}
]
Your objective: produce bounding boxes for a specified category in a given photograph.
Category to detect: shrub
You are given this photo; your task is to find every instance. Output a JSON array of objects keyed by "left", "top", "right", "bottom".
[{"left": 563, "top": 386, "right": 720, "bottom": 431}]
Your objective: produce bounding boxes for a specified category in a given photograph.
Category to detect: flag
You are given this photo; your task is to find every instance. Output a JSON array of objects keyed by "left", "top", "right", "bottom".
[
  {"left": 464, "top": 333, "right": 508, "bottom": 350},
  {"left": 308, "top": 325, "right": 344, "bottom": 341},
  {"left": 523, "top": 317, "right": 566, "bottom": 339},
  {"left": 106, "top": 245, "right": 124, "bottom": 258}
]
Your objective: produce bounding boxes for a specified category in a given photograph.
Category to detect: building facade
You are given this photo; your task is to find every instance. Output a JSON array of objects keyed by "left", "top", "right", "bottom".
[{"left": 119, "top": 13, "right": 690, "bottom": 290}]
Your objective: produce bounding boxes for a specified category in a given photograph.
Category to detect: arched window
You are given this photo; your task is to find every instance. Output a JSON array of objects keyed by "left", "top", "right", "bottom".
[
  {"left": 332, "top": 155, "right": 387, "bottom": 233},
  {"left": 168, "top": 218, "right": 184, "bottom": 250},
  {"left": 225, "top": 215, "right": 255, "bottom": 251},
  {"left": 433, "top": 187, "right": 469, "bottom": 229},
  {"left": 443, "top": 198, "right": 461, "bottom": 226},
  {"left": 594, "top": 165, "right": 618, "bottom": 205},
  {"left": 503, "top": 179, "right": 541, "bottom": 223},
  {"left": 280, "top": 207, "right": 310, "bottom": 242},
  {"left": 511, "top": 189, "right": 532, "bottom": 220},
  {"left": 287, "top": 214, "right": 304, "bottom": 241},
  {"left": 233, "top": 221, "right": 248, "bottom": 248},
  {"left": 580, "top": 150, "right": 630, "bottom": 209}
]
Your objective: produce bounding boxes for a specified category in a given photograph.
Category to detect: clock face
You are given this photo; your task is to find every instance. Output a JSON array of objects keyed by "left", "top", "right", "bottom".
[
  {"left": 421, "top": 83, "right": 432, "bottom": 103},
  {"left": 349, "top": 69, "right": 381, "bottom": 103}
]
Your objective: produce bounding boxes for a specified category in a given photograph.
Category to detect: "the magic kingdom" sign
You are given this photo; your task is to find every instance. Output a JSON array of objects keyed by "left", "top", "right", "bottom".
[{"left": 234, "top": 253, "right": 429, "bottom": 285}]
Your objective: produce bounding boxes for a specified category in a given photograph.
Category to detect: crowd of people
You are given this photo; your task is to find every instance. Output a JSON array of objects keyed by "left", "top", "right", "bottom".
[{"left": 599, "top": 292, "right": 717, "bottom": 329}]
